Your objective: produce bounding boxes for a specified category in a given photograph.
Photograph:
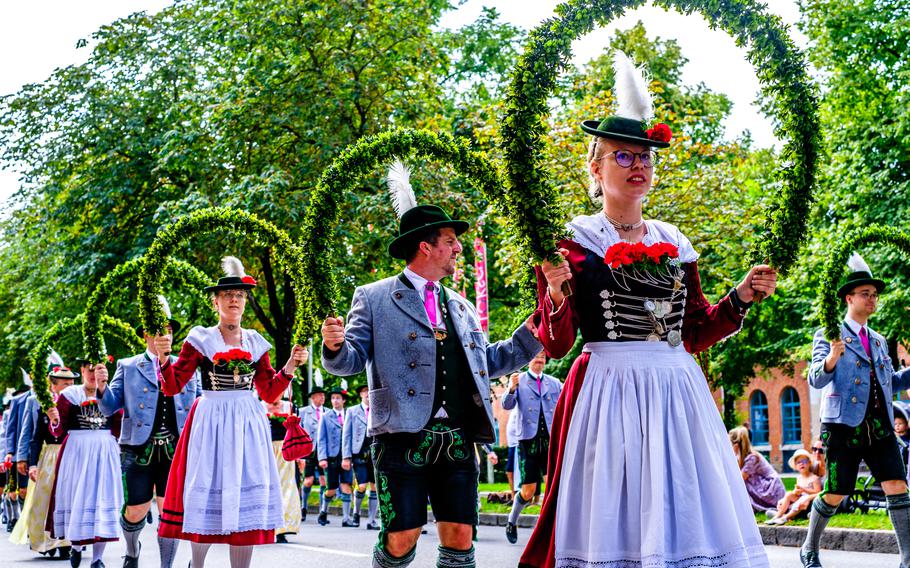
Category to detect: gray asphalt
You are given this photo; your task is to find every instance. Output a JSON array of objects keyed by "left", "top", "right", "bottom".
[{"left": 0, "top": 514, "right": 898, "bottom": 567}]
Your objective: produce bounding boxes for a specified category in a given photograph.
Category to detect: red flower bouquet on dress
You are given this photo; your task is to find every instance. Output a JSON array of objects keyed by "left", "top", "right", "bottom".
[
  {"left": 604, "top": 241, "right": 679, "bottom": 272},
  {"left": 213, "top": 348, "right": 255, "bottom": 375},
  {"left": 80, "top": 400, "right": 99, "bottom": 408}
]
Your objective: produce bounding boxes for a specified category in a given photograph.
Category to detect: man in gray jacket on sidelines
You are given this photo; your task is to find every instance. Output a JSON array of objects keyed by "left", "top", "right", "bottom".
[{"left": 321, "top": 169, "right": 541, "bottom": 568}]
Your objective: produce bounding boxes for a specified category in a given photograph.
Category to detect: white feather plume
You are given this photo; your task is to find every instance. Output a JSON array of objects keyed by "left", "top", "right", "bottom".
[
  {"left": 313, "top": 368, "right": 324, "bottom": 388},
  {"left": 21, "top": 368, "right": 31, "bottom": 386},
  {"left": 157, "top": 295, "right": 172, "bottom": 319},
  {"left": 847, "top": 252, "right": 873, "bottom": 276},
  {"left": 47, "top": 349, "right": 64, "bottom": 369},
  {"left": 613, "top": 50, "right": 653, "bottom": 122},
  {"left": 340, "top": 378, "right": 349, "bottom": 392},
  {"left": 221, "top": 256, "right": 246, "bottom": 278},
  {"left": 387, "top": 160, "right": 417, "bottom": 218}
]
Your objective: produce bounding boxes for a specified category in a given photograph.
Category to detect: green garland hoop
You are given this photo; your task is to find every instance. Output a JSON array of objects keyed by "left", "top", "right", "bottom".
[
  {"left": 137, "top": 207, "right": 307, "bottom": 345},
  {"left": 82, "top": 257, "right": 211, "bottom": 363},
  {"left": 819, "top": 225, "right": 910, "bottom": 341},
  {"left": 299, "top": 127, "right": 510, "bottom": 337},
  {"left": 500, "top": 0, "right": 820, "bottom": 272},
  {"left": 30, "top": 314, "right": 142, "bottom": 411}
]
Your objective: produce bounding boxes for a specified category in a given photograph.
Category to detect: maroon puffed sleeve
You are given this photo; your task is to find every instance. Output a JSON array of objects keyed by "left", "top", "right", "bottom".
[
  {"left": 159, "top": 342, "right": 204, "bottom": 396},
  {"left": 252, "top": 352, "right": 293, "bottom": 403},
  {"left": 681, "top": 261, "right": 746, "bottom": 354},
  {"left": 533, "top": 240, "right": 585, "bottom": 359}
]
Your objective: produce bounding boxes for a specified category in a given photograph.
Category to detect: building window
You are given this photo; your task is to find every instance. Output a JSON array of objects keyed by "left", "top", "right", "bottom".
[
  {"left": 750, "top": 390, "right": 769, "bottom": 445},
  {"left": 781, "top": 387, "right": 802, "bottom": 445}
]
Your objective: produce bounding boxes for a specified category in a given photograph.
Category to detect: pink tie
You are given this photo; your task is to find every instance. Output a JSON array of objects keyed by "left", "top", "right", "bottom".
[
  {"left": 316, "top": 408, "right": 321, "bottom": 421},
  {"left": 424, "top": 282, "right": 439, "bottom": 327},
  {"left": 337, "top": 412, "right": 343, "bottom": 426},
  {"left": 859, "top": 327, "right": 871, "bottom": 357},
  {"left": 536, "top": 376, "right": 542, "bottom": 395}
]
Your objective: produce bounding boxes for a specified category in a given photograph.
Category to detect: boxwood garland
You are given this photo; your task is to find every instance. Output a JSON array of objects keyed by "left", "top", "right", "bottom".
[
  {"left": 500, "top": 0, "right": 820, "bottom": 274},
  {"left": 82, "top": 257, "right": 211, "bottom": 363},
  {"left": 137, "top": 207, "right": 307, "bottom": 345},
  {"left": 29, "top": 314, "right": 142, "bottom": 411},
  {"left": 819, "top": 225, "right": 910, "bottom": 341},
  {"left": 299, "top": 128, "right": 510, "bottom": 337}
]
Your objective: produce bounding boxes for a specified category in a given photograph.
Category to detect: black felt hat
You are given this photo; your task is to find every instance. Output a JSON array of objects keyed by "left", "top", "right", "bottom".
[{"left": 837, "top": 253, "right": 886, "bottom": 299}]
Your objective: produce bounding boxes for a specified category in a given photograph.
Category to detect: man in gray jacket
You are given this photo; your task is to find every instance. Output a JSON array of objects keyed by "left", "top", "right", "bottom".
[
  {"left": 501, "top": 351, "right": 561, "bottom": 544},
  {"left": 342, "top": 384, "right": 379, "bottom": 530},
  {"left": 801, "top": 255, "right": 910, "bottom": 568},
  {"left": 321, "top": 195, "right": 541, "bottom": 568}
]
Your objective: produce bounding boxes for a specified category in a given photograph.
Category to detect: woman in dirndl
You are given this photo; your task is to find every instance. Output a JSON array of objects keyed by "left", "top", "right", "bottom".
[
  {"left": 47, "top": 362, "right": 122, "bottom": 568},
  {"left": 155, "top": 256, "right": 308, "bottom": 568},
  {"left": 263, "top": 395, "right": 301, "bottom": 542},
  {"left": 519, "top": 51, "right": 778, "bottom": 568}
]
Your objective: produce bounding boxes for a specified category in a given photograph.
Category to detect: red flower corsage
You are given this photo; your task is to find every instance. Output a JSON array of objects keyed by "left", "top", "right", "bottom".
[
  {"left": 604, "top": 241, "right": 679, "bottom": 270},
  {"left": 646, "top": 123, "right": 672, "bottom": 143},
  {"left": 80, "top": 400, "right": 98, "bottom": 408},
  {"left": 213, "top": 349, "right": 253, "bottom": 364},
  {"left": 241, "top": 275, "right": 257, "bottom": 285}
]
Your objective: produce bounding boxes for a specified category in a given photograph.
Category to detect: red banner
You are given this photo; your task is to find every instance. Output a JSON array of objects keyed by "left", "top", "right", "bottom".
[{"left": 473, "top": 237, "right": 489, "bottom": 333}]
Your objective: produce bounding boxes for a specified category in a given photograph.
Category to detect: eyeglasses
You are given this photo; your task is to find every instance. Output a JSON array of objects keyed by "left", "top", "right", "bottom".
[
  {"left": 849, "top": 291, "right": 879, "bottom": 301},
  {"left": 812, "top": 448, "right": 825, "bottom": 454},
  {"left": 796, "top": 459, "right": 810, "bottom": 465},
  {"left": 217, "top": 291, "right": 247, "bottom": 300},
  {"left": 603, "top": 150, "right": 657, "bottom": 169}
]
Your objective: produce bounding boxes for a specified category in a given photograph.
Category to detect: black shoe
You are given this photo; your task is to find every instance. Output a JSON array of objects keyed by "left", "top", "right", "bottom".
[
  {"left": 70, "top": 548, "right": 82, "bottom": 568},
  {"left": 301, "top": 507, "right": 307, "bottom": 522},
  {"left": 317, "top": 512, "right": 329, "bottom": 526},
  {"left": 366, "top": 521, "right": 380, "bottom": 530},
  {"left": 90, "top": 561, "right": 105, "bottom": 568},
  {"left": 5, "top": 519, "right": 14, "bottom": 533},
  {"left": 275, "top": 533, "right": 288, "bottom": 543},
  {"left": 122, "top": 540, "right": 140, "bottom": 567},
  {"left": 58, "top": 546, "right": 72, "bottom": 560},
  {"left": 799, "top": 549, "right": 822, "bottom": 568},
  {"left": 342, "top": 520, "right": 356, "bottom": 527},
  {"left": 352, "top": 513, "right": 360, "bottom": 526},
  {"left": 505, "top": 522, "right": 518, "bottom": 544}
]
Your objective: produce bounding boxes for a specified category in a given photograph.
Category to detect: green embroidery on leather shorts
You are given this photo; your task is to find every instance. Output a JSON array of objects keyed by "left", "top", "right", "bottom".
[{"left": 376, "top": 468, "right": 396, "bottom": 547}]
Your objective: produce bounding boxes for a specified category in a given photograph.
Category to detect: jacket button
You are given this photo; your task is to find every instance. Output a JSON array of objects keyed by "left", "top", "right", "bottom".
[
  {"left": 409, "top": 332, "right": 417, "bottom": 340},
  {"left": 409, "top": 362, "right": 416, "bottom": 369},
  {"left": 855, "top": 378, "right": 861, "bottom": 385},
  {"left": 143, "top": 387, "right": 148, "bottom": 393},
  {"left": 139, "top": 403, "right": 145, "bottom": 409},
  {"left": 479, "top": 370, "right": 486, "bottom": 377},
  {"left": 856, "top": 361, "right": 861, "bottom": 368},
  {"left": 395, "top": 292, "right": 402, "bottom": 299},
  {"left": 407, "top": 389, "right": 415, "bottom": 396},
  {"left": 469, "top": 342, "right": 476, "bottom": 349},
  {"left": 460, "top": 305, "right": 465, "bottom": 311},
  {"left": 851, "top": 396, "right": 858, "bottom": 403},
  {"left": 137, "top": 422, "right": 143, "bottom": 427}
]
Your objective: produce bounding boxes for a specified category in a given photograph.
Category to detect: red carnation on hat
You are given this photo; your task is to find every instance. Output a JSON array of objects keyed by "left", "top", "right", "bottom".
[
  {"left": 646, "top": 123, "right": 672, "bottom": 143},
  {"left": 241, "top": 275, "right": 257, "bottom": 285},
  {"left": 107, "top": 354, "right": 115, "bottom": 363}
]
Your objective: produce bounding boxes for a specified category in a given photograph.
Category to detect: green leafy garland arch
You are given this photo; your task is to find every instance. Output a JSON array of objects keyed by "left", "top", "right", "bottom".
[
  {"left": 137, "top": 207, "right": 307, "bottom": 345},
  {"left": 819, "top": 225, "right": 910, "bottom": 341},
  {"left": 500, "top": 0, "right": 820, "bottom": 273},
  {"left": 82, "top": 257, "right": 212, "bottom": 363},
  {"left": 299, "top": 128, "right": 510, "bottom": 337},
  {"left": 30, "top": 314, "right": 142, "bottom": 411}
]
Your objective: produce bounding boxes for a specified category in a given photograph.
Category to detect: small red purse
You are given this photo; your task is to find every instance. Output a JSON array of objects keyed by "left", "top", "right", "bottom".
[{"left": 280, "top": 414, "right": 313, "bottom": 461}]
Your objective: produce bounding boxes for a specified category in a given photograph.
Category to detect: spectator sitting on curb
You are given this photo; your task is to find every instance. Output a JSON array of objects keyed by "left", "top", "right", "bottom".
[{"left": 766, "top": 449, "right": 822, "bottom": 525}]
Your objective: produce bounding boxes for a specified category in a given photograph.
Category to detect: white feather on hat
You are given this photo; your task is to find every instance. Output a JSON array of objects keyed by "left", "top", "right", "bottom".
[
  {"left": 387, "top": 160, "right": 417, "bottom": 218},
  {"left": 221, "top": 256, "right": 246, "bottom": 278},
  {"left": 21, "top": 368, "right": 32, "bottom": 387},
  {"left": 47, "top": 349, "right": 64, "bottom": 369},
  {"left": 846, "top": 252, "right": 873, "bottom": 275},
  {"left": 157, "top": 295, "right": 173, "bottom": 319},
  {"left": 613, "top": 50, "right": 654, "bottom": 122},
  {"left": 313, "top": 368, "right": 324, "bottom": 388}
]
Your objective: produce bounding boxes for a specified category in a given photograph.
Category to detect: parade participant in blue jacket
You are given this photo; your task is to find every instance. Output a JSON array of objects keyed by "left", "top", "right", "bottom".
[
  {"left": 298, "top": 385, "right": 327, "bottom": 521},
  {"left": 501, "top": 351, "right": 562, "bottom": 544},
  {"left": 321, "top": 162, "right": 541, "bottom": 568},
  {"left": 316, "top": 387, "right": 353, "bottom": 527},
  {"left": 342, "top": 384, "right": 379, "bottom": 530},
  {"left": 4, "top": 379, "right": 32, "bottom": 532},
  {"left": 801, "top": 254, "right": 910, "bottom": 568},
  {"left": 99, "top": 296, "right": 200, "bottom": 568}
]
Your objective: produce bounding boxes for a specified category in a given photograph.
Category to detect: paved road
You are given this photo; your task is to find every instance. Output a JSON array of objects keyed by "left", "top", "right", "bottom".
[{"left": 0, "top": 515, "right": 899, "bottom": 567}]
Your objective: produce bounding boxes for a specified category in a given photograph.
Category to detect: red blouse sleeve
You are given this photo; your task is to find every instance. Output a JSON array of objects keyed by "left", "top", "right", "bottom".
[
  {"left": 252, "top": 352, "right": 293, "bottom": 403},
  {"left": 159, "top": 341, "right": 204, "bottom": 396},
  {"left": 533, "top": 240, "right": 584, "bottom": 359},
  {"left": 49, "top": 395, "right": 74, "bottom": 438},
  {"left": 681, "top": 261, "right": 746, "bottom": 354}
]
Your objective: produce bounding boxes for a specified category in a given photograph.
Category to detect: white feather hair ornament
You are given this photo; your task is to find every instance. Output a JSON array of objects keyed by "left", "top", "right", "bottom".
[
  {"left": 613, "top": 50, "right": 654, "bottom": 122},
  {"left": 157, "top": 295, "right": 173, "bottom": 319},
  {"left": 846, "top": 252, "right": 873, "bottom": 276},
  {"left": 221, "top": 256, "right": 246, "bottom": 278},
  {"left": 47, "top": 349, "right": 64, "bottom": 369},
  {"left": 387, "top": 160, "right": 417, "bottom": 218},
  {"left": 313, "top": 368, "right": 324, "bottom": 388}
]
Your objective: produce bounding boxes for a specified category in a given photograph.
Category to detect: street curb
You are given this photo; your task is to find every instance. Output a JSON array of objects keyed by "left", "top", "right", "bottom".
[{"left": 309, "top": 505, "right": 898, "bottom": 554}]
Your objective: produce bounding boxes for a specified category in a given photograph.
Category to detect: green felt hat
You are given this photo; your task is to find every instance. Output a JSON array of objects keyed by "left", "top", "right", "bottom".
[
  {"left": 837, "top": 252, "right": 886, "bottom": 299},
  {"left": 580, "top": 116, "right": 671, "bottom": 149},
  {"left": 387, "top": 205, "right": 469, "bottom": 260}
]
